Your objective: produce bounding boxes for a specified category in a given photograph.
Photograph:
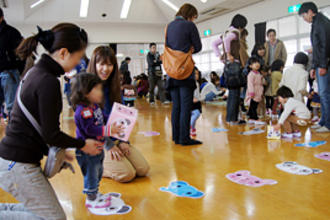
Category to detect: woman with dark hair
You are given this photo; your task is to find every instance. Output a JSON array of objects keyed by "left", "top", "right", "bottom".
[
  {"left": 264, "top": 29, "right": 287, "bottom": 66},
  {"left": 212, "top": 14, "right": 248, "bottom": 125},
  {"left": 165, "top": 3, "right": 203, "bottom": 146},
  {"left": 251, "top": 43, "right": 266, "bottom": 68},
  {"left": 0, "top": 23, "right": 103, "bottom": 219},
  {"left": 87, "top": 46, "right": 149, "bottom": 183}
]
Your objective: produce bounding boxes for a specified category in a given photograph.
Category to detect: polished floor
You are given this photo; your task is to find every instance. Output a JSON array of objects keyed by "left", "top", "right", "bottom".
[{"left": 1, "top": 98, "right": 330, "bottom": 220}]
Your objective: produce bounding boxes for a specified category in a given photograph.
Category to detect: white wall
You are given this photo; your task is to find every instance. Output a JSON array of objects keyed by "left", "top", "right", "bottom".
[
  {"left": 14, "top": 23, "right": 165, "bottom": 45},
  {"left": 196, "top": 0, "right": 330, "bottom": 53}
]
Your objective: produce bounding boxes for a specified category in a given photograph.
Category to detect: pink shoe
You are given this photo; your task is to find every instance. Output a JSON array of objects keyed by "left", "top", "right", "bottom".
[
  {"left": 190, "top": 127, "right": 196, "bottom": 137},
  {"left": 86, "top": 194, "right": 111, "bottom": 209}
]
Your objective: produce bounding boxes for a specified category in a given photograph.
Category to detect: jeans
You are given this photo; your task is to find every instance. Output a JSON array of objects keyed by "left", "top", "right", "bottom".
[
  {"left": 204, "top": 92, "right": 216, "bottom": 101},
  {"left": 316, "top": 67, "right": 330, "bottom": 129},
  {"left": 76, "top": 150, "right": 104, "bottom": 195},
  {"left": 170, "top": 86, "right": 194, "bottom": 143},
  {"left": 0, "top": 69, "right": 20, "bottom": 117},
  {"left": 0, "top": 157, "right": 66, "bottom": 220},
  {"left": 190, "top": 109, "right": 201, "bottom": 129},
  {"left": 226, "top": 88, "right": 240, "bottom": 122},
  {"left": 149, "top": 74, "right": 165, "bottom": 103}
]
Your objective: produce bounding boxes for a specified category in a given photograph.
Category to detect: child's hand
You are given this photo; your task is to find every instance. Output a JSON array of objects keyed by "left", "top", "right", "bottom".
[
  {"left": 109, "top": 146, "right": 124, "bottom": 161},
  {"left": 118, "top": 142, "right": 130, "bottom": 156},
  {"left": 111, "top": 123, "right": 124, "bottom": 136},
  {"left": 273, "top": 124, "right": 281, "bottom": 131}
]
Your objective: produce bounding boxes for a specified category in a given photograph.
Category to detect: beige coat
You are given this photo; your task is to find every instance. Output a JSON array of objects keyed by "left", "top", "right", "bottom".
[{"left": 264, "top": 40, "right": 287, "bottom": 66}]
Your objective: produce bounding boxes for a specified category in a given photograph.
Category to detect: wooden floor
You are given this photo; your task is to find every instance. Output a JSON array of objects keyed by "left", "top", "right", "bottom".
[{"left": 1, "top": 98, "right": 330, "bottom": 220}]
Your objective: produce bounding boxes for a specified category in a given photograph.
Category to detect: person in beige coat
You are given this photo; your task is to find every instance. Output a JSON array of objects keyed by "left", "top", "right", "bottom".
[{"left": 264, "top": 29, "right": 287, "bottom": 66}]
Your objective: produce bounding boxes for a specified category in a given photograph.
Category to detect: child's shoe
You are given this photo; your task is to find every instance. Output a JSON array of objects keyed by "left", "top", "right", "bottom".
[
  {"left": 292, "top": 131, "right": 302, "bottom": 138},
  {"left": 190, "top": 127, "right": 196, "bottom": 137},
  {"left": 86, "top": 194, "right": 111, "bottom": 209}
]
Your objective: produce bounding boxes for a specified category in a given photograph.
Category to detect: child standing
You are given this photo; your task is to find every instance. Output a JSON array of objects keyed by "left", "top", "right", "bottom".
[
  {"left": 245, "top": 57, "right": 265, "bottom": 124},
  {"left": 273, "top": 86, "right": 311, "bottom": 139},
  {"left": 191, "top": 68, "right": 202, "bottom": 137},
  {"left": 71, "top": 73, "right": 122, "bottom": 214}
]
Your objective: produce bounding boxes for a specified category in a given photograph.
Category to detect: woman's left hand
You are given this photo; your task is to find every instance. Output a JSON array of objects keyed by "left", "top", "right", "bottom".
[
  {"left": 119, "top": 142, "right": 130, "bottom": 156},
  {"left": 65, "top": 150, "right": 75, "bottom": 162}
]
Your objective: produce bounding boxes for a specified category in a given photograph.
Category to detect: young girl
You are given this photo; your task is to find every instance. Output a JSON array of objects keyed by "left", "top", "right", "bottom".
[
  {"left": 245, "top": 57, "right": 265, "bottom": 124},
  {"left": 273, "top": 86, "right": 311, "bottom": 139},
  {"left": 71, "top": 73, "right": 122, "bottom": 214},
  {"left": 191, "top": 67, "right": 202, "bottom": 137},
  {"left": 87, "top": 46, "right": 149, "bottom": 183}
]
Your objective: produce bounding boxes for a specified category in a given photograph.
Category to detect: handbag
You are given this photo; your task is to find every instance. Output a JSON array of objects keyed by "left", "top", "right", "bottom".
[
  {"left": 160, "top": 25, "right": 195, "bottom": 80},
  {"left": 16, "top": 71, "right": 75, "bottom": 178}
]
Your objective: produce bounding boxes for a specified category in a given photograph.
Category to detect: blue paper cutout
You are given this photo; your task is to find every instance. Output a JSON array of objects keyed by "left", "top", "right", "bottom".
[
  {"left": 212, "top": 128, "right": 228, "bottom": 132},
  {"left": 159, "top": 181, "right": 204, "bottom": 199},
  {"left": 295, "top": 141, "right": 327, "bottom": 148}
]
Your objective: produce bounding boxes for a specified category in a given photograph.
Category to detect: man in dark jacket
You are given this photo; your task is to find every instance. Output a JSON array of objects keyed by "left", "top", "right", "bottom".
[
  {"left": 299, "top": 2, "right": 330, "bottom": 133},
  {"left": 0, "top": 8, "right": 23, "bottom": 118},
  {"left": 147, "top": 43, "right": 168, "bottom": 105}
]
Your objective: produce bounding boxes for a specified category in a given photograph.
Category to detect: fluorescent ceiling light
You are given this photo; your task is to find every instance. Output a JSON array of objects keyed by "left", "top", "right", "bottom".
[
  {"left": 80, "top": 0, "right": 89, "bottom": 18},
  {"left": 30, "top": 0, "right": 45, "bottom": 8},
  {"left": 161, "top": 0, "right": 178, "bottom": 11},
  {"left": 200, "top": 0, "right": 208, "bottom": 3},
  {"left": 116, "top": 53, "right": 124, "bottom": 58},
  {"left": 120, "top": 0, "right": 132, "bottom": 19}
]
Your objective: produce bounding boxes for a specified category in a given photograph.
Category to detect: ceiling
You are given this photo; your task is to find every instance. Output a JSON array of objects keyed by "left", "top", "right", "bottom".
[{"left": 2, "top": 0, "right": 266, "bottom": 25}]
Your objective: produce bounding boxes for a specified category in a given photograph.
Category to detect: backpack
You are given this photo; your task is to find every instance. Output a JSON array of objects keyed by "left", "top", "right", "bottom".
[{"left": 223, "top": 61, "right": 246, "bottom": 89}]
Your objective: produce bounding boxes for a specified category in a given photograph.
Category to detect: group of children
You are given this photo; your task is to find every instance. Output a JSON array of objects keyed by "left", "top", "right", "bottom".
[{"left": 189, "top": 48, "right": 318, "bottom": 139}]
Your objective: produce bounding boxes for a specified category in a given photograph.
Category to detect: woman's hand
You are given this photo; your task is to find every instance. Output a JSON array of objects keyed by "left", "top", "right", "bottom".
[
  {"left": 227, "top": 53, "right": 234, "bottom": 63},
  {"left": 81, "top": 139, "right": 104, "bottom": 156},
  {"left": 64, "top": 150, "right": 74, "bottom": 162},
  {"left": 109, "top": 146, "right": 124, "bottom": 161},
  {"left": 118, "top": 142, "right": 130, "bottom": 156}
]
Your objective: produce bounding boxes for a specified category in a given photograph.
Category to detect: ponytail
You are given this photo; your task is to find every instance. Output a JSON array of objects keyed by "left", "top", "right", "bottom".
[{"left": 16, "top": 23, "right": 88, "bottom": 60}]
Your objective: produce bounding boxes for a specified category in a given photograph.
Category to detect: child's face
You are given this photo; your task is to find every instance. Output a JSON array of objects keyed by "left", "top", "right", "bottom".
[
  {"left": 257, "top": 49, "right": 265, "bottom": 57},
  {"left": 250, "top": 62, "right": 260, "bottom": 71},
  {"left": 278, "top": 96, "right": 286, "bottom": 105},
  {"left": 86, "top": 84, "right": 103, "bottom": 105},
  {"left": 96, "top": 61, "right": 114, "bottom": 81}
]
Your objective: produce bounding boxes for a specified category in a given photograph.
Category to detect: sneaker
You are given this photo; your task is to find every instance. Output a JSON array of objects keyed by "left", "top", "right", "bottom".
[
  {"left": 238, "top": 120, "right": 246, "bottom": 125},
  {"left": 150, "top": 102, "right": 155, "bottom": 105},
  {"left": 282, "top": 133, "right": 293, "bottom": 139},
  {"left": 311, "top": 124, "right": 322, "bottom": 129},
  {"left": 292, "top": 131, "right": 302, "bottom": 138},
  {"left": 98, "top": 192, "right": 112, "bottom": 201},
  {"left": 190, "top": 128, "right": 196, "bottom": 137},
  {"left": 86, "top": 194, "right": 111, "bottom": 209},
  {"left": 162, "top": 100, "right": 170, "bottom": 105},
  {"left": 315, "top": 126, "right": 330, "bottom": 133},
  {"left": 247, "top": 120, "right": 255, "bottom": 124},
  {"left": 311, "top": 116, "right": 319, "bottom": 123}
]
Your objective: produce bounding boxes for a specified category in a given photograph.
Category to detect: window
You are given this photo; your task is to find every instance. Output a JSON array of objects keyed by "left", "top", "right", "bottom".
[{"left": 266, "top": 6, "right": 330, "bottom": 67}]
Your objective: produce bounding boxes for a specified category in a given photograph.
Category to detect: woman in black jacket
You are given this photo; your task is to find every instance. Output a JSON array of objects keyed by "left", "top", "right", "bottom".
[
  {"left": 0, "top": 23, "right": 103, "bottom": 220},
  {"left": 166, "top": 3, "right": 202, "bottom": 146}
]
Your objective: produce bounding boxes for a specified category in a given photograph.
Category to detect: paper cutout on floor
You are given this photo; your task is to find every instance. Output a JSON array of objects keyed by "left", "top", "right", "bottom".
[
  {"left": 315, "top": 152, "right": 330, "bottom": 161},
  {"left": 212, "top": 128, "right": 228, "bottom": 132},
  {"left": 205, "top": 101, "right": 226, "bottom": 106},
  {"left": 239, "top": 128, "right": 265, "bottom": 135},
  {"left": 226, "top": 170, "right": 277, "bottom": 187},
  {"left": 276, "top": 162, "right": 322, "bottom": 175},
  {"left": 138, "top": 131, "right": 160, "bottom": 137},
  {"left": 295, "top": 141, "right": 327, "bottom": 148},
  {"left": 159, "top": 181, "right": 204, "bottom": 199},
  {"left": 88, "top": 193, "right": 132, "bottom": 216},
  {"left": 267, "top": 125, "right": 281, "bottom": 140}
]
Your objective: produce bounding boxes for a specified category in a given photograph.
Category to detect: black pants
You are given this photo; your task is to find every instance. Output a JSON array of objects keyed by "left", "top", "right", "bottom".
[
  {"left": 265, "top": 96, "right": 274, "bottom": 109},
  {"left": 226, "top": 89, "right": 240, "bottom": 122},
  {"left": 248, "top": 99, "right": 259, "bottom": 120},
  {"left": 170, "top": 86, "right": 194, "bottom": 143},
  {"left": 149, "top": 74, "right": 165, "bottom": 103}
]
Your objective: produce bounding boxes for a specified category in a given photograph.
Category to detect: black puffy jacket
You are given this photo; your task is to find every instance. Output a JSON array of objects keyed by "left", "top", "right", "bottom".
[
  {"left": 0, "top": 20, "right": 23, "bottom": 72},
  {"left": 311, "top": 13, "right": 330, "bottom": 69}
]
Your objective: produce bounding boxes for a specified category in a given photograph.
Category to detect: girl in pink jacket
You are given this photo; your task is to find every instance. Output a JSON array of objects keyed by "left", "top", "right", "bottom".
[{"left": 245, "top": 57, "right": 264, "bottom": 123}]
